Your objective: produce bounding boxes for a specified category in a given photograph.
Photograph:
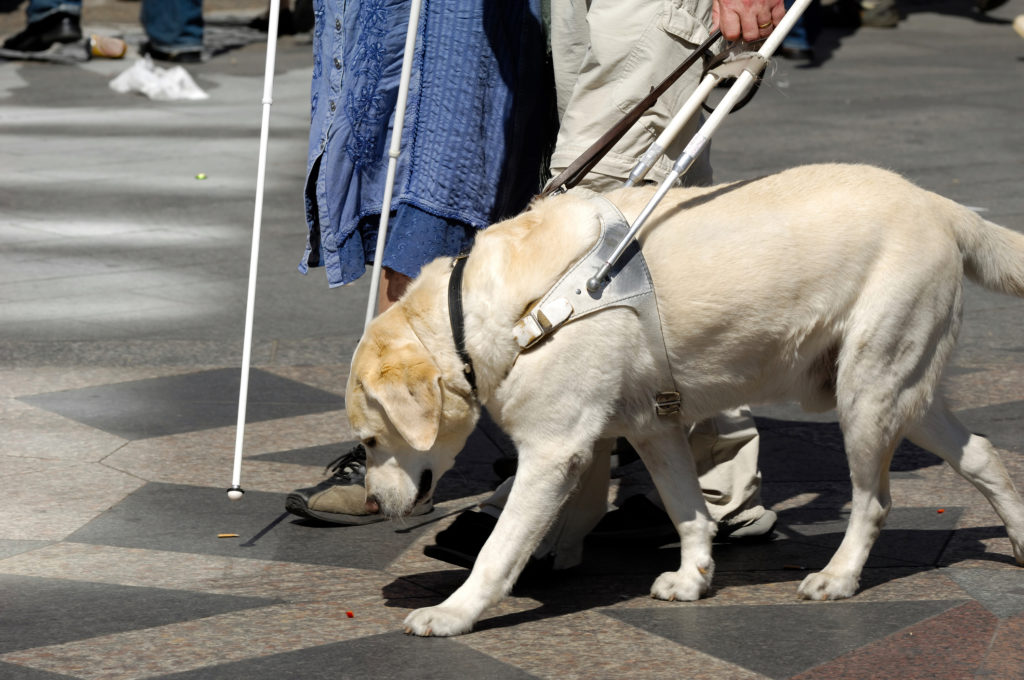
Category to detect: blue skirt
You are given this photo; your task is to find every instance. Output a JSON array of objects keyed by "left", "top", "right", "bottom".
[{"left": 300, "top": 0, "right": 555, "bottom": 286}]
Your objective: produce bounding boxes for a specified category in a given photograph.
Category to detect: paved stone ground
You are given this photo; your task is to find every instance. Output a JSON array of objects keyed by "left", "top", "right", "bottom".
[{"left": 1, "top": 0, "right": 1023, "bottom": 678}]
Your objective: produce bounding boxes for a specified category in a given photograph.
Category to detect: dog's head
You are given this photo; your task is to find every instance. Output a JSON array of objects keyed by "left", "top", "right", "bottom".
[{"left": 346, "top": 296, "right": 478, "bottom": 518}]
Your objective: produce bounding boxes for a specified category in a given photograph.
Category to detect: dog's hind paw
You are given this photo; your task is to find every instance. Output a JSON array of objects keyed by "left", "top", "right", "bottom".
[
  {"left": 797, "top": 571, "right": 858, "bottom": 601},
  {"left": 650, "top": 565, "right": 712, "bottom": 602},
  {"left": 403, "top": 606, "right": 475, "bottom": 637}
]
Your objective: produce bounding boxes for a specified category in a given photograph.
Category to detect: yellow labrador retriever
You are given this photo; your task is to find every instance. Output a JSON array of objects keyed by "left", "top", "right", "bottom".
[{"left": 345, "top": 164, "right": 1024, "bottom": 636}]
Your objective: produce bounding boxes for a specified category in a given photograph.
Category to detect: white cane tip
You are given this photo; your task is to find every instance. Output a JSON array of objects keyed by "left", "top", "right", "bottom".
[{"left": 226, "top": 488, "right": 244, "bottom": 501}]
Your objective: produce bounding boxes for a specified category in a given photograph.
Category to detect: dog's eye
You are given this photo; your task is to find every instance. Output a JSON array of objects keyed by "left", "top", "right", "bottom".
[{"left": 362, "top": 437, "right": 376, "bottom": 449}]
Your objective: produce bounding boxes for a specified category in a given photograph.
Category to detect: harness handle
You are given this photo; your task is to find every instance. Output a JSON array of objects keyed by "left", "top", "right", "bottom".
[{"left": 700, "top": 48, "right": 763, "bottom": 115}]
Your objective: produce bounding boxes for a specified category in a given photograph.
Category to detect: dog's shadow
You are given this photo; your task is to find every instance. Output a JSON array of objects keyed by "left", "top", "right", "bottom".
[
  {"left": 381, "top": 416, "right": 1017, "bottom": 632},
  {"left": 382, "top": 521, "right": 1014, "bottom": 632}
]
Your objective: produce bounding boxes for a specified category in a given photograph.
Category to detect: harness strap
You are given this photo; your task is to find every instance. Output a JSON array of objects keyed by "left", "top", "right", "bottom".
[{"left": 512, "top": 196, "right": 681, "bottom": 415}]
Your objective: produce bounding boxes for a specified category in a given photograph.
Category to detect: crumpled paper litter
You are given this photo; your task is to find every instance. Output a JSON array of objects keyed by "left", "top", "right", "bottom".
[{"left": 109, "top": 56, "right": 208, "bottom": 101}]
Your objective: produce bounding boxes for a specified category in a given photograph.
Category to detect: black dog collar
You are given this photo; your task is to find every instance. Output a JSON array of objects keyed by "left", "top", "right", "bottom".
[{"left": 448, "top": 255, "right": 478, "bottom": 397}]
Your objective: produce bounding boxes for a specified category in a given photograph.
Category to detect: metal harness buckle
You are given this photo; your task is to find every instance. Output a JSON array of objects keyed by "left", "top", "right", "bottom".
[{"left": 655, "top": 392, "right": 681, "bottom": 416}]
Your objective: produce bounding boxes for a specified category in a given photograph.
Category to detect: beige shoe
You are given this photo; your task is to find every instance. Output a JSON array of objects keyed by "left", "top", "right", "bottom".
[
  {"left": 1014, "top": 15, "right": 1024, "bottom": 39},
  {"left": 285, "top": 444, "right": 432, "bottom": 525}
]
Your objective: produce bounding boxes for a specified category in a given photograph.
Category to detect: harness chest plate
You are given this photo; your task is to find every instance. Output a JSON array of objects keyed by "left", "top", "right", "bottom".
[{"left": 512, "top": 196, "right": 681, "bottom": 415}]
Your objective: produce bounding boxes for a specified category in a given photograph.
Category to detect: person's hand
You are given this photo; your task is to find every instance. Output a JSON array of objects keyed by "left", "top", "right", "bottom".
[{"left": 712, "top": 0, "right": 786, "bottom": 42}]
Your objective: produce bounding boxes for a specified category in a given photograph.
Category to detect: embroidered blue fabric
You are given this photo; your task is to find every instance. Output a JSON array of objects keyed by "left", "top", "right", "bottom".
[{"left": 300, "top": 0, "right": 555, "bottom": 287}]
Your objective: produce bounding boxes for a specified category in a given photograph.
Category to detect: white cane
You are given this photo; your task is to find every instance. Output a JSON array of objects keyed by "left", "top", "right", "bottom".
[
  {"left": 228, "top": 0, "right": 282, "bottom": 501},
  {"left": 363, "top": 0, "right": 424, "bottom": 330}
]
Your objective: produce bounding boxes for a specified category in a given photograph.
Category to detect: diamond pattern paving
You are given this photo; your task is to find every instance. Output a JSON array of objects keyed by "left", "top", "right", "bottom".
[
  {"left": 1, "top": 4, "right": 1023, "bottom": 678},
  {"left": 606, "top": 601, "right": 966, "bottom": 679},
  {"left": 18, "top": 368, "right": 344, "bottom": 440}
]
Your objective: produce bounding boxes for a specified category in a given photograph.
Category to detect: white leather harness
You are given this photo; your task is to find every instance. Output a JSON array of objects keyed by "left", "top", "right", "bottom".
[{"left": 511, "top": 196, "right": 681, "bottom": 416}]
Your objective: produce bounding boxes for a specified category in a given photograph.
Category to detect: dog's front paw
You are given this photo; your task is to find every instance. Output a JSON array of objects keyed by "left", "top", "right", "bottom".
[
  {"left": 403, "top": 605, "right": 475, "bottom": 637},
  {"left": 797, "top": 571, "right": 858, "bottom": 601},
  {"left": 650, "top": 563, "right": 713, "bottom": 602}
]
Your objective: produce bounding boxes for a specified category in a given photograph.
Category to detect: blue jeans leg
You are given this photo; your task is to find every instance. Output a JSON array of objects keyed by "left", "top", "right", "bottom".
[
  {"left": 140, "top": 0, "right": 204, "bottom": 52},
  {"left": 782, "top": 0, "right": 820, "bottom": 50},
  {"left": 26, "top": 0, "right": 82, "bottom": 24}
]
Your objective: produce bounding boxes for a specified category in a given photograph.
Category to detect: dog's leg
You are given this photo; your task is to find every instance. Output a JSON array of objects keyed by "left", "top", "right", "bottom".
[
  {"left": 799, "top": 411, "right": 898, "bottom": 601},
  {"left": 633, "top": 427, "right": 717, "bottom": 601},
  {"left": 403, "top": 444, "right": 595, "bottom": 636},
  {"left": 535, "top": 437, "right": 613, "bottom": 570},
  {"left": 907, "top": 400, "right": 1024, "bottom": 565}
]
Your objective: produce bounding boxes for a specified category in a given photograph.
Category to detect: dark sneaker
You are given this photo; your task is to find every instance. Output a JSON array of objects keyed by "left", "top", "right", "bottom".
[
  {"left": 2, "top": 12, "right": 82, "bottom": 52},
  {"left": 859, "top": 1, "right": 900, "bottom": 27},
  {"left": 590, "top": 494, "right": 677, "bottom": 542},
  {"left": 285, "top": 444, "right": 432, "bottom": 525},
  {"left": 423, "top": 510, "right": 556, "bottom": 579},
  {"left": 590, "top": 494, "right": 778, "bottom": 543},
  {"left": 424, "top": 510, "right": 497, "bottom": 568},
  {"left": 821, "top": 0, "right": 862, "bottom": 28},
  {"left": 610, "top": 437, "right": 640, "bottom": 470},
  {"left": 140, "top": 42, "right": 203, "bottom": 63},
  {"left": 975, "top": 0, "right": 1010, "bottom": 12}
]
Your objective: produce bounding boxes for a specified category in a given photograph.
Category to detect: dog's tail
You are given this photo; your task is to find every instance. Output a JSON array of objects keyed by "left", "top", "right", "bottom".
[{"left": 955, "top": 209, "right": 1024, "bottom": 298}]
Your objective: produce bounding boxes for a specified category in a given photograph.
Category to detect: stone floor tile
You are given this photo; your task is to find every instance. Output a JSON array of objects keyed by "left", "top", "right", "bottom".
[
  {"left": 943, "top": 365, "right": 1024, "bottom": 412},
  {"left": 607, "top": 600, "right": 966, "bottom": 679},
  {"left": 0, "top": 573, "right": 278, "bottom": 654},
  {"left": 0, "top": 661, "right": 77, "bottom": 680},
  {"left": 156, "top": 630, "right": 539, "bottom": 680},
  {"left": 0, "top": 540, "right": 52, "bottom": 561},
  {"left": 18, "top": 368, "right": 343, "bottom": 440},
  {"left": 0, "top": 543, "right": 429, "bottom": 603},
  {"left": 0, "top": 460, "right": 144, "bottom": 541},
  {"left": 792, "top": 601, "right": 999, "bottom": 680},
  {"left": 0, "top": 602, "right": 390, "bottom": 680},
  {"left": 63, "top": 482, "right": 434, "bottom": 570},
  {"left": 458, "top": 609, "right": 768, "bottom": 680},
  {"left": 975, "top": 612, "right": 1024, "bottom": 680},
  {"left": 2, "top": 399, "right": 126, "bottom": 462},
  {"left": 945, "top": 568, "right": 1024, "bottom": 619},
  {"left": 0, "top": 367, "right": 202, "bottom": 399}
]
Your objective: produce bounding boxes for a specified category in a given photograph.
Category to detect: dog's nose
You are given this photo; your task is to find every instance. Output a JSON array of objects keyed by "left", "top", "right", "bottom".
[{"left": 365, "top": 495, "right": 380, "bottom": 514}]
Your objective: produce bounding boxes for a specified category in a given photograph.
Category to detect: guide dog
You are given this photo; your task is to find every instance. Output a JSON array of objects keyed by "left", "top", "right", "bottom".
[{"left": 345, "top": 164, "right": 1024, "bottom": 636}]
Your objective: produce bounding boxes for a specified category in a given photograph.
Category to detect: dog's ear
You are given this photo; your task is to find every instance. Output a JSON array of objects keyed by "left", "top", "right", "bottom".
[{"left": 362, "top": 347, "right": 443, "bottom": 451}]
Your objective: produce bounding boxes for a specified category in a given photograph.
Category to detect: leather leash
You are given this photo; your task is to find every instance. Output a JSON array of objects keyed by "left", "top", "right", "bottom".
[{"left": 539, "top": 29, "right": 722, "bottom": 198}]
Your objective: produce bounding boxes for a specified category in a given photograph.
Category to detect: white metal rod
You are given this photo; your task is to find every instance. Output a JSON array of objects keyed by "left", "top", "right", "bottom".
[
  {"left": 587, "top": 0, "right": 813, "bottom": 292},
  {"left": 626, "top": 72, "right": 719, "bottom": 187},
  {"left": 229, "top": 0, "right": 281, "bottom": 500},
  {"left": 364, "top": 0, "right": 424, "bottom": 330},
  {"left": 757, "top": 0, "right": 814, "bottom": 58}
]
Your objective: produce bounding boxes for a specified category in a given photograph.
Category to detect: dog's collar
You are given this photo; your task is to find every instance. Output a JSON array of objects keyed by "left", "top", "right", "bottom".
[{"left": 448, "top": 254, "right": 478, "bottom": 397}]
